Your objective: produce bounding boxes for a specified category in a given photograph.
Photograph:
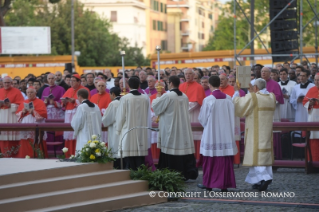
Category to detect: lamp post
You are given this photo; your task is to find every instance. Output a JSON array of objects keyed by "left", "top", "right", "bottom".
[
  {"left": 120, "top": 51, "right": 127, "bottom": 96},
  {"left": 156, "top": 46, "right": 162, "bottom": 93},
  {"left": 71, "top": 0, "right": 75, "bottom": 71}
]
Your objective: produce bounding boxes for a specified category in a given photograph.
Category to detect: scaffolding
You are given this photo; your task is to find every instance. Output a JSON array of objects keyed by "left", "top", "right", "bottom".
[{"left": 233, "top": 0, "right": 319, "bottom": 66}]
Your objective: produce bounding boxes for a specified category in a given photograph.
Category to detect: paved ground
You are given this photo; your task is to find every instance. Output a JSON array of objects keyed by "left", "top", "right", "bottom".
[{"left": 116, "top": 166, "right": 319, "bottom": 211}]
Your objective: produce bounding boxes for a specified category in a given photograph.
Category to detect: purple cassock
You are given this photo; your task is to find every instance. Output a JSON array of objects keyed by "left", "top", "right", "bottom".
[
  {"left": 41, "top": 85, "right": 66, "bottom": 154},
  {"left": 144, "top": 87, "right": 157, "bottom": 96},
  {"left": 204, "top": 88, "right": 211, "bottom": 97},
  {"left": 200, "top": 90, "right": 236, "bottom": 190},
  {"left": 239, "top": 89, "right": 246, "bottom": 97},
  {"left": 265, "top": 78, "right": 284, "bottom": 160},
  {"left": 90, "top": 88, "right": 110, "bottom": 96}
]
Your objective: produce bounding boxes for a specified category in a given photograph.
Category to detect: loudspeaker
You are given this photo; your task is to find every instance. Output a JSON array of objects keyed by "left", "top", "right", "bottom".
[
  {"left": 271, "top": 31, "right": 298, "bottom": 41},
  {"left": 65, "top": 63, "right": 73, "bottom": 72},
  {"left": 269, "top": 0, "right": 298, "bottom": 62}
]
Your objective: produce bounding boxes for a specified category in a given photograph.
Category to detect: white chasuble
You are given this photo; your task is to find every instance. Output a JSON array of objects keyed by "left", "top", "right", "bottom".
[
  {"left": 233, "top": 91, "right": 276, "bottom": 166},
  {"left": 115, "top": 93, "right": 150, "bottom": 157},
  {"left": 198, "top": 95, "right": 237, "bottom": 157},
  {"left": 152, "top": 92, "right": 194, "bottom": 155},
  {"left": 71, "top": 103, "right": 102, "bottom": 152}
]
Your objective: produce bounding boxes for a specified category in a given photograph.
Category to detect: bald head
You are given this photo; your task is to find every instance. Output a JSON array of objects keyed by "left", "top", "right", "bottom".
[
  {"left": 261, "top": 67, "right": 271, "bottom": 80},
  {"left": 47, "top": 73, "right": 56, "bottom": 86},
  {"left": 3, "top": 76, "right": 12, "bottom": 89},
  {"left": 26, "top": 87, "right": 37, "bottom": 100},
  {"left": 147, "top": 76, "right": 156, "bottom": 89},
  {"left": 97, "top": 81, "right": 106, "bottom": 94},
  {"left": 139, "top": 71, "right": 147, "bottom": 82},
  {"left": 55, "top": 71, "right": 63, "bottom": 81}
]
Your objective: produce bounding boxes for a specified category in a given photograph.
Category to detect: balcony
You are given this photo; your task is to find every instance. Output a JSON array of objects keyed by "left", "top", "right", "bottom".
[
  {"left": 181, "top": 30, "right": 190, "bottom": 36},
  {"left": 180, "top": 15, "right": 190, "bottom": 22},
  {"left": 181, "top": 43, "right": 192, "bottom": 51}
]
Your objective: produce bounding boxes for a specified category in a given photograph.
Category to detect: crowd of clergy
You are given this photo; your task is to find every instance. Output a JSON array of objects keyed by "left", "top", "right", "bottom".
[{"left": 0, "top": 60, "right": 319, "bottom": 192}]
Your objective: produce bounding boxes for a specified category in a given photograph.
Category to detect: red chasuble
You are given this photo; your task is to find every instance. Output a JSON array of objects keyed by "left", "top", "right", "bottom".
[
  {"left": 219, "top": 85, "right": 235, "bottom": 97},
  {"left": 90, "top": 92, "right": 112, "bottom": 113},
  {"left": 16, "top": 98, "right": 48, "bottom": 158},
  {"left": 179, "top": 81, "right": 206, "bottom": 105},
  {"left": 62, "top": 86, "right": 90, "bottom": 110},
  {"left": 303, "top": 86, "right": 319, "bottom": 109}
]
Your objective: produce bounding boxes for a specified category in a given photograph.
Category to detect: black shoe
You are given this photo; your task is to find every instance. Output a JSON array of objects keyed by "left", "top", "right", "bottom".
[
  {"left": 197, "top": 184, "right": 207, "bottom": 189},
  {"left": 259, "top": 180, "right": 272, "bottom": 191},
  {"left": 252, "top": 184, "right": 260, "bottom": 189},
  {"left": 221, "top": 189, "right": 228, "bottom": 192}
]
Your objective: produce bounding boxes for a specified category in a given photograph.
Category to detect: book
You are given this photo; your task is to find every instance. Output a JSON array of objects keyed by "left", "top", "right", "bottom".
[
  {"left": 24, "top": 102, "right": 34, "bottom": 110},
  {"left": 60, "top": 97, "right": 70, "bottom": 100},
  {"left": 236, "top": 66, "right": 251, "bottom": 88},
  {"left": 306, "top": 97, "right": 319, "bottom": 101},
  {"left": 0, "top": 98, "right": 9, "bottom": 104},
  {"left": 44, "top": 94, "right": 55, "bottom": 100},
  {"left": 282, "top": 87, "right": 288, "bottom": 95}
]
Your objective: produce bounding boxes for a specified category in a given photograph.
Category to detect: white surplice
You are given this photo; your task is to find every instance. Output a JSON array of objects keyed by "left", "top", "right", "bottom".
[
  {"left": 17, "top": 114, "right": 46, "bottom": 140},
  {"left": 115, "top": 92, "right": 150, "bottom": 157},
  {"left": 0, "top": 104, "right": 20, "bottom": 140},
  {"left": 102, "top": 99, "right": 120, "bottom": 158},
  {"left": 189, "top": 102, "right": 202, "bottom": 140},
  {"left": 198, "top": 95, "right": 237, "bottom": 157},
  {"left": 71, "top": 102, "right": 102, "bottom": 152},
  {"left": 290, "top": 82, "right": 315, "bottom": 122},
  {"left": 279, "top": 80, "right": 296, "bottom": 122},
  {"left": 245, "top": 166, "right": 273, "bottom": 184},
  {"left": 152, "top": 91, "right": 195, "bottom": 155},
  {"left": 304, "top": 101, "right": 319, "bottom": 139}
]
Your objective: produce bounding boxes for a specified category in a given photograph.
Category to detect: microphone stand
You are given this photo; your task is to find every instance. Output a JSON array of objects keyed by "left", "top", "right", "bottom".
[{"left": 119, "top": 126, "right": 159, "bottom": 169}]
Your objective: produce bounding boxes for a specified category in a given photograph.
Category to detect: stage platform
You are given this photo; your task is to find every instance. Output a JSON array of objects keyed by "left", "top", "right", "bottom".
[{"left": 0, "top": 158, "right": 166, "bottom": 212}]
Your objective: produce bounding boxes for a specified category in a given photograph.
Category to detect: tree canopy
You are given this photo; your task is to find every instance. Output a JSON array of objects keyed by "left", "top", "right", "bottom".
[
  {"left": 4, "top": 0, "right": 149, "bottom": 67},
  {"left": 204, "top": 0, "right": 318, "bottom": 51}
]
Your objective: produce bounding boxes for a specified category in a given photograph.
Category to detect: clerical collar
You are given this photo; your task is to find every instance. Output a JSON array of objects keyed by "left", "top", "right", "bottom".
[
  {"left": 82, "top": 99, "right": 95, "bottom": 107},
  {"left": 129, "top": 89, "right": 141, "bottom": 96},
  {"left": 212, "top": 88, "right": 219, "bottom": 92},
  {"left": 280, "top": 80, "right": 289, "bottom": 85},
  {"left": 114, "top": 96, "right": 121, "bottom": 101},
  {"left": 300, "top": 81, "right": 310, "bottom": 89},
  {"left": 170, "top": 88, "right": 182, "bottom": 96},
  {"left": 107, "top": 78, "right": 112, "bottom": 82}
]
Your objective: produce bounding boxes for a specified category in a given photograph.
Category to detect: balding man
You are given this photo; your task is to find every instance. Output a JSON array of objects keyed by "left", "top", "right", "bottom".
[
  {"left": 233, "top": 79, "right": 275, "bottom": 191},
  {"left": 41, "top": 74, "right": 66, "bottom": 153},
  {"left": 105, "top": 69, "right": 115, "bottom": 90},
  {"left": 139, "top": 71, "right": 148, "bottom": 90},
  {"left": 0, "top": 77, "right": 24, "bottom": 157},
  {"left": 16, "top": 87, "right": 47, "bottom": 158},
  {"left": 179, "top": 68, "right": 206, "bottom": 159},
  {"left": 219, "top": 73, "right": 235, "bottom": 97},
  {"left": 90, "top": 77, "right": 110, "bottom": 96},
  {"left": 144, "top": 76, "right": 157, "bottom": 96}
]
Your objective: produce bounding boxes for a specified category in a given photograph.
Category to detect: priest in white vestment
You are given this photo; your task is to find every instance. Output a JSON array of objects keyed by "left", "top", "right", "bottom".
[
  {"left": 233, "top": 79, "right": 275, "bottom": 191},
  {"left": 290, "top": 69, "right": 315, "bottom": 122},
  {"left": 71, "top": 89, "right": 102, "bottom": 152},
  {"left": 152, "top": 76, "right": 198, "bottom": 180},
  {"left": 279, "top": 69, "right": 296, "bottom": 121},
  {"left": 102, "top": 87, "right": 122, "bottom": 169},
  {"left": 197, "top": 76, "right": 237, "bottom": 192},
  {"left": 115, "top": 77, "right": 151, "bottom": 170}
]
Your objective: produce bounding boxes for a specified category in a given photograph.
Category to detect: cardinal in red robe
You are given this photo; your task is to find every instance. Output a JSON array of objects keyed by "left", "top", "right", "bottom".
[
  {"left": 16, "top": 87, "right": 48, "bottom": 158},
  {"left": 179, "top": 68, "right": 206, "bottom": 161},
  {"left": 0, "top": 76, "right": 24, "bottom": 157}
]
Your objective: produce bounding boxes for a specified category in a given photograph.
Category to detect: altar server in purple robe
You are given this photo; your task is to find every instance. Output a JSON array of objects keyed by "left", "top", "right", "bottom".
[{"left": 197, "top": 76, "right": 237, "bottom": 192}]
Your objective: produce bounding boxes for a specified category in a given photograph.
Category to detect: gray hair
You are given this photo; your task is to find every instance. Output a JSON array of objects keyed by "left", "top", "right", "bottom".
[
  {"left": 254, "top": 78, "right": 266, "bottom": 90},
  {"left": 183, "top": 68, "right": 195, "bottom": 75}
]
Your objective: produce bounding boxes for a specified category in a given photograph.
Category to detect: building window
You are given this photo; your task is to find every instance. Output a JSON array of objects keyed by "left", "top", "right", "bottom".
[
  {"left": 161, "top": 40, "right": 167, "bottom": 50},
  {"left": 202, "top": 22, "right": 204, "bottom": 28},
  {"left": 110, "top": 11, "right": 117, "bottom": 22},
  {"left": 165, "top": 4, "right": 167, "bottom": 13},
  {"left": 160, "top": 3, "right": 163, "bottom": 12},
  {"left": 209, "top": 14, "right": 212, "bottom": 20},
  {"left": 202, "top": 33, "right": 205, "bottom": 39},
  {"left": 153, "top": 20, "right": 156, "bottom": 30}
]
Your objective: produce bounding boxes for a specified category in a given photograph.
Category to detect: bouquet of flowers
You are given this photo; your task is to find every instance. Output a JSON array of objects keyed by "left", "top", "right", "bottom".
[{"left": 78, "top": 134, "right": 115, "bottom": 164}]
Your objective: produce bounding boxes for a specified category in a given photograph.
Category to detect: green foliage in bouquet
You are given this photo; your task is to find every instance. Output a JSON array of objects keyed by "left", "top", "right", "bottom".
[
  {"left": 130, "top": 165, "right": 185, "bottom": 193},
  {"left": 77, "top": 135, "right": 115, "bottom": 164}
]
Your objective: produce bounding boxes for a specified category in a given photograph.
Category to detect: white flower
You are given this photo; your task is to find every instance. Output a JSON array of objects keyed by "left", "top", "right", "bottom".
[
  {"left": 25, "top": 155, "right": 30, "bottom": 159},
  {"left": 84, "top": 144, "right": 89, "bottom": 147},
  {"left": 92, "top": 135, "right": 97, "bottom": 140},
  {"left": 96, "top": 152, "right": 101, "bottom": 157},
  {"left": 86, "top": 148, "right": 90, "bottom": 152},
  {"left": 69, "top": 155, "right": 75, "bottom": 159},
  {"left": 89, "top": 142, "right": 96, "bottom": 148},
  {"left": 100, "top": 142, "right": 106, "bottom": 147},
  {"left": 62, "top": 147, "right": 68, "bottom": 153}
]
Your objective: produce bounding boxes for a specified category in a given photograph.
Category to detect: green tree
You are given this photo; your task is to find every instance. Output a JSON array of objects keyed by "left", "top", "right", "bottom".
[
  {"left": 204, "top": 0, "right": 318, "bottom": 51},
  {"left": 4, "top": 0, "right": 149, "bottom": 66}
]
